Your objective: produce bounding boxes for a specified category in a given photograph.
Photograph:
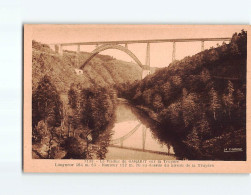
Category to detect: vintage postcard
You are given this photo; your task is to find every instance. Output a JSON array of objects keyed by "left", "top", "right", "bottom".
[{"left": 23, "top": 24, "right": 251, "bottom": 173}]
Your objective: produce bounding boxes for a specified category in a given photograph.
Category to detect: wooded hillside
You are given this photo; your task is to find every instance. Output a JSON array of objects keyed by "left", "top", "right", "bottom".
[
  {"left": 119, "top": 30, "right": 247, "bottom": 160},
  {"left": 32, "top": 40, "right": 142, "bottom": 95},
  {"left": 31, "top": 40, "right": 141, "bottom": 159}
]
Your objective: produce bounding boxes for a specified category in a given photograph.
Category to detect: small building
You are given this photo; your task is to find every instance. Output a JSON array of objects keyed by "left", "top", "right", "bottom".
[{"left": 74, "top": 68, "right": 83, "bottom": 75}]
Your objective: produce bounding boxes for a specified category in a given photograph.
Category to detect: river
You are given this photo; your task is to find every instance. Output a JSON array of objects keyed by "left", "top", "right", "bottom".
[{"left": 105, "top": 99, "right": 177, "bottom": 160}]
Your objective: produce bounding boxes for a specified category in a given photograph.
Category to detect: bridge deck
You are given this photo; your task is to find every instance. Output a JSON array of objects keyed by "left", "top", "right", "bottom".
[{"left": 51, "top": 37, "right": 231, "bottom": 46}]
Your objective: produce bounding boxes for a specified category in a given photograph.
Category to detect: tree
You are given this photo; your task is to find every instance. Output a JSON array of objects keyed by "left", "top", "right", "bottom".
[
  {"left": 32, "top": 75, "right": 63, "bottom": 158},
  {"left": 152, "top": 93, "right": 164, "bottom": 112},
  {"left": 33, "top": 75, "right": 62, "bottom": 127},
  {"left": 182, "top": 89, "right": 198, "bottom": 127},
  {"left": 68, "top": 84, "right": 77, "bottom": 109},
  {"left": 200, "top": 68, "right": 211, "bottom": 83},
  {"left": 209, "top": 86, "right": 221, "bottom": 120},
  {"left": 222, "top": 80, "right": 234, "bottom": 117},
  {"left": 171, "top": 76, "right": 182, "bottom": 86},
  {"left": 68, "top": 83, "right": 83, "bottom": 137},
  {"left": 183, "top": 127, "right": 202, "bottom": 159},
  {"left": 236, "top": 89, "right": 245, "bottom": 108},
  {"left": 161, "top": 81, "right": 172, "bottom": 102}
]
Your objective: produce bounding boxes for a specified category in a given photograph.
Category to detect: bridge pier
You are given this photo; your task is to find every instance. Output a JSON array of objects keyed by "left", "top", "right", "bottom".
[
  {"left": 125, "top": 43, "right": 128, "bottom": 49},
  {"left": 142, "top": 126, "right": 146, "bottom": 151},
  {"left": 201, "top": 41, "right": 205, "bottom": 51},
  {"left": 77, "top": 44, "right": 80, "bottom": 53},
  {"left": 172, "top": 42, "right": 176, "bottom": 62},
  {"left": 58, "top": 44, "right": 63, "bottom": 55},
  {"left": 141, "top": 43, "right": 151, "bottom": 79},
  {"left": 52, "top": 44, "right": 57, "bottom": 52},
  {"left": 75, "top": 44, "right": 80, "bottom": 66},
  {"left": 145, "top": 43, "right": 150, "bottom": 67}
]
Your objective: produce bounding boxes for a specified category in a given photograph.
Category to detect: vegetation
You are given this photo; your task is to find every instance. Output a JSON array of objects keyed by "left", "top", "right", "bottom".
[
  {"left": 32, "top": 40, "right": 142, "bottom": 95},
  {"left": 66, "top": 84, "right": 117, "bottom": 159},
  {"left": 32, "top": 30, "right": 247, "bottom": 161},
  {"left": 118, "top": 30, "right": 247, "bottom": 160},
  {"left": 32, "top": 77, "right": 117, "bottom": 159},
  {"left": 31, "top": 41, "right": 138, "bottom": 159},
  {"left": 32, "top": 75, "right": 63, "bottom": 158}
]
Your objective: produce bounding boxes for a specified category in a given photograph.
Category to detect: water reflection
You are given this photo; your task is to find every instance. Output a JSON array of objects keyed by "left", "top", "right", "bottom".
[{"left": 105, "top": 99, "right": 177, "bottom": 160}]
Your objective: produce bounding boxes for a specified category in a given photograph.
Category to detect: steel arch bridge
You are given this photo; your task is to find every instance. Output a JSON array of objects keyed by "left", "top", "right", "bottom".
[
  {"left": 79, "top": 44, "right": 143, "bottom": 69},
  {"left": 50, "top": 36, "right": 231, "bottom": 78}
]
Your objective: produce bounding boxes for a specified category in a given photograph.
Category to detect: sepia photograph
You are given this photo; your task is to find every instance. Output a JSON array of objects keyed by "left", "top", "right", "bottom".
[
  {"left": 2, "top": 0, "right": 251, "bottom": 194},
  {"left": 23, "top": 24, "right": 250, "bottom": 172}
]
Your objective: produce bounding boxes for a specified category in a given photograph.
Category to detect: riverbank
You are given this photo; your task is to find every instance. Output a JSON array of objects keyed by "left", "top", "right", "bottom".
[{"left": 118, "top": 98, "right": 160, "bottom": 123}]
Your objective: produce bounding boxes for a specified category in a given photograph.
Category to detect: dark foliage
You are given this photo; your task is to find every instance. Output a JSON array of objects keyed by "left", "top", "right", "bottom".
[
  {"left": 32, "top": 40, "right": 138, "bottom": 159},
  {"left": 32, "top": 75, "right": 63, "bottom": 142},
  {"left": 32, "top": 76, "right": 64, "bottom": 159},
  {"left": 68, "top": 84, "right": 116, "bottom": 143},
  {"left": 119, "top": 30, "right": 247, "bottom": 160}
]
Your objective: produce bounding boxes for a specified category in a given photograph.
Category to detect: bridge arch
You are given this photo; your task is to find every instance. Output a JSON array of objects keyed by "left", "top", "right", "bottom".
[{"left": 80, "top": 44, "right": 143, "bottom": 69}]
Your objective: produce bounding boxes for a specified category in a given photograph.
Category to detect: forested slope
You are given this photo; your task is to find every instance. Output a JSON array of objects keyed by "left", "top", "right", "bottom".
[
  {"left": 119, "top": 31, "right": 247, "bottom": 160},
  {"left": 31, "top": 41, "right": 141, "bottom": 159},
  {"left": 32, "top": 40, "right": 142, "bottom": 95}
]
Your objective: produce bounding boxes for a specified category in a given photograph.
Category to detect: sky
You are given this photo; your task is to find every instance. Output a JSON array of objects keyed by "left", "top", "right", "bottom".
[{"left": 32, "top": 25, "right": 245, "bottom": 67}]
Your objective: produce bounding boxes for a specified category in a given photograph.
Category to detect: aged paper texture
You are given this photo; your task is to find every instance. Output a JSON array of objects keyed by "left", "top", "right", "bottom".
[{"left": 23, "top": 24, "right": 251, "bottom": 173}]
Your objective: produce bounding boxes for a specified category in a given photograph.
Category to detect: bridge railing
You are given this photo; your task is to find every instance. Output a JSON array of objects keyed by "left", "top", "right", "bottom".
[{"left": 50, "top": 37, "right": 231, "bottom": 47}]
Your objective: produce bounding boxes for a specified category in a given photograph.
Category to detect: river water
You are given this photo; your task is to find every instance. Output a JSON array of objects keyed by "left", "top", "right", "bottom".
[{"left": 105, "top": 99, "right": 176, "bottom": 160}]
